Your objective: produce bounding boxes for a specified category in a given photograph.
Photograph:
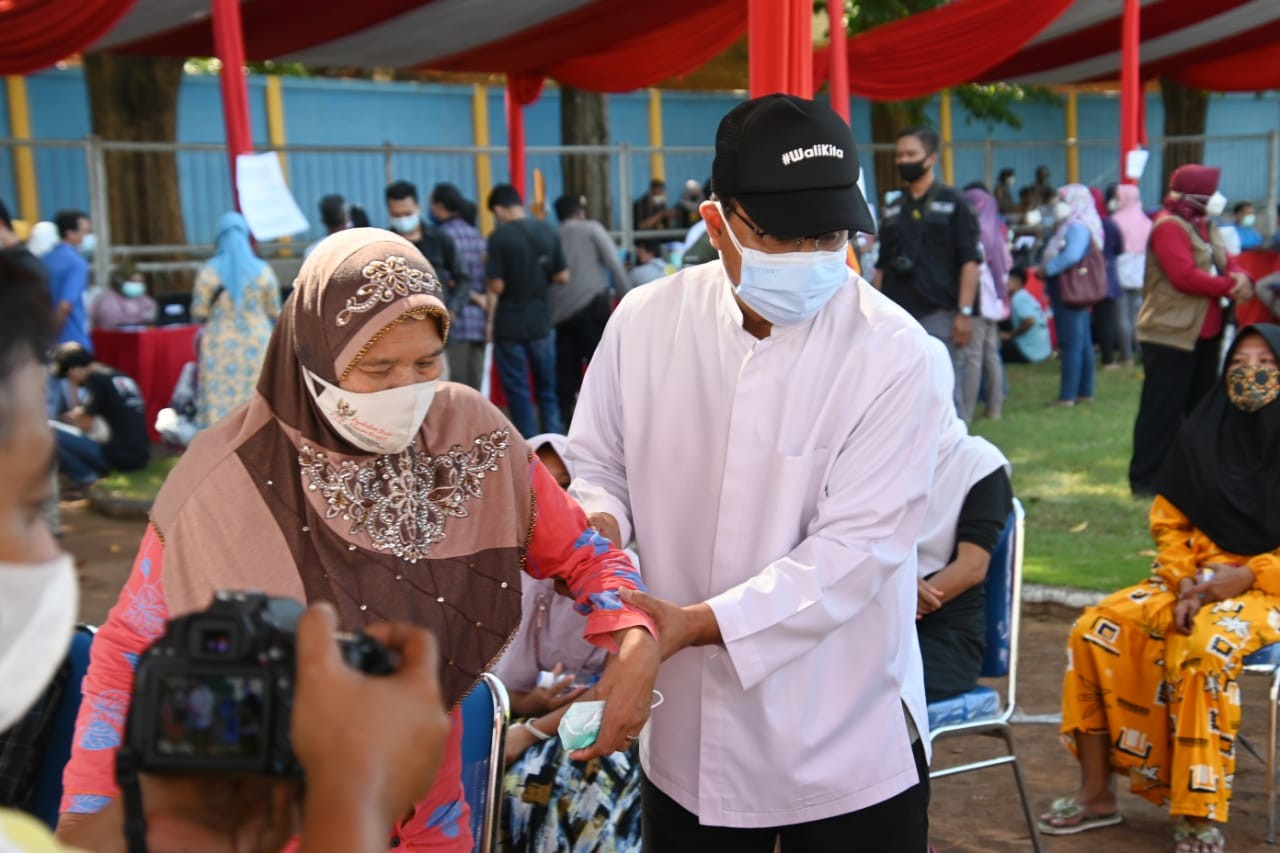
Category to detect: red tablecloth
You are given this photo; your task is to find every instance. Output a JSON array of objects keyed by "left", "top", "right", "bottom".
[{"left": 91, "top": 325, "right": 199, "bottom": 441}]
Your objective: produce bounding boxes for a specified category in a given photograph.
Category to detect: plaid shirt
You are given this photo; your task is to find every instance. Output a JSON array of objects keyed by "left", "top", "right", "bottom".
[{"left": 439, "top": 217, "right": 488, "bottom": 343}]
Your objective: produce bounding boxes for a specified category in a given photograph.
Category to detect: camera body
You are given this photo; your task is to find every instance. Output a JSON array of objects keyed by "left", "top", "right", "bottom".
[{"left": 123, "top": 590, "right": 393, "bottom": 778}]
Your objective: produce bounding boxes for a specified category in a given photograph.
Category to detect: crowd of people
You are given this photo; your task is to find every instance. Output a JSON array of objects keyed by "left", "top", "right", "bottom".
[{"left": 0, "top": 87, "right": 1277, "bottom": 853}]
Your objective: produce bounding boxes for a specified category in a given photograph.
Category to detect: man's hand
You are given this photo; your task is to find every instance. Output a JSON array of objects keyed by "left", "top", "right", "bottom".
[
  {"left": 514, "top": 662, "right": 588, "bottom": 717},
  {"left": 917, "top": 578, "right": 944, "bottom": 620},
  {"left": 588, "top": 512, "right": 623, "bottom": 549},
  {"left": 952, "top": 313, "right": 973, "bottom": 347},
  {"left": 1183, "top": 563, "right": 1255, "bottom": 605},
  {"left": 569, "top": 626, "right": 660, "bottom": 762},
  {"left": 1229, "top": 272, "right": 1254, "bottom": 303},
  {"left": 620, "top": 589, "right": 719, "bottom": 662},
  {"left": 292, "top": 603, "right": 451, "bottom": 829}
]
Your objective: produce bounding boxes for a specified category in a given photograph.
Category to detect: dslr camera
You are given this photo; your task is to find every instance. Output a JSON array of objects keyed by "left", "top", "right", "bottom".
[{"left": 122, "top": 590, "right": 393, "bottom": 779}]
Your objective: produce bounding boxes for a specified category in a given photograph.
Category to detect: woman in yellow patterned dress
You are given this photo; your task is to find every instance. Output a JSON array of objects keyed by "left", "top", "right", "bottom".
[
  {"left": 191, "top": 212, "right": 280, "bottom": 427},
  {"left": 1040, "top": 324, "right": 1280, "bottom": 853}
]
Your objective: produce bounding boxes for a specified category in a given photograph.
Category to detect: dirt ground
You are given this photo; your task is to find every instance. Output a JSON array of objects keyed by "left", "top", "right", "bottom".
[{"left": 61, "top": 502, "right": 1280, "bottom": 852}]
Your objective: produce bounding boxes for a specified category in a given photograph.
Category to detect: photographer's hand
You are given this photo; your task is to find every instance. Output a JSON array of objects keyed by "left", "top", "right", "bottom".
[{"left": 293, "top": 603, "right": 451, "bottom": 853}]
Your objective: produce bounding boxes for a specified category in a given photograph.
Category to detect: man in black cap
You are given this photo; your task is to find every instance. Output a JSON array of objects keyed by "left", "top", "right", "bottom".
[
  {"left": 566, "top": 94, "right": 946, "bottom": 851},
  {"left": 874, "top": 126, "right": 982, "bottom": 400}
]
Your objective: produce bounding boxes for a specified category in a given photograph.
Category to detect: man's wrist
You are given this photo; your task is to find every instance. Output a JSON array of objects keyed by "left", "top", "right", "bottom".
[{"left": 687, "top": 603, "right": 722, "bottom": 647}]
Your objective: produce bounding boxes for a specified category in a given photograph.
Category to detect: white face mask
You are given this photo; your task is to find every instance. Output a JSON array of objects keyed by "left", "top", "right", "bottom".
[
  {"left": 304, "top": 367, "right": 436, "bottom": 455},
  {"left": 0, "top": 553, "right": 77, "bottom": 732},
  {"left": 1205, "top": 191, "right": 1227, "bottom": 217},
  {"left": 389, "top": 213, "right": 420, "bottom": 233},
  {"left": 1107, "top": 198, "right": 1119, "bottom": 213},
  {"left": 1054, "top": 201, "right": 1073, "bottom": 221},
  {"left": 715, "top": 202, "right": 848, "bottom": 326},
  {"left": 1241, "top": 213, "right": 1257, "bottom": 228}
]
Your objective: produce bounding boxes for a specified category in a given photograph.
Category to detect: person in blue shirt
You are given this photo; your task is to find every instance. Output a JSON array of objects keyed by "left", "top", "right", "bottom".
[
  {"left": 1038, "top": 184, "right": 1101, "bottom": 407},
  {"left": 1000, "top": 267, "right": 1051, "bottom": 364},
  {"left": 43, "top": 209, "right": 93, "bottom": 351},
  {"left": 1233, "top": 201, "right": 1263, "bottom": 250}
]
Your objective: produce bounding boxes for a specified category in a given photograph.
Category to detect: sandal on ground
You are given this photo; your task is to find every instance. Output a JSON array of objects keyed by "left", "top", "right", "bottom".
[
  {"left": 1037, "top": 796, "right": 1123, "bottom": 835},
  {"left": 1174, "top": 818, "right": 1225, "bottom": 853}
]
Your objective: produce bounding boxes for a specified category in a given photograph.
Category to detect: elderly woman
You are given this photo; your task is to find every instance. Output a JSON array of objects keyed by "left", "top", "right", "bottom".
[
  {"left": 56, "top": 229, "right": 659, "bottom": 850},
  {"left": 1040, "top": 184, "right": 1103, "bottom": 408},
  {"left": 496, "top": 433, "right": 645, "bottom": 853},
  {"left": 1041, "top": 325, "right": 1280, "bottom": 853}
]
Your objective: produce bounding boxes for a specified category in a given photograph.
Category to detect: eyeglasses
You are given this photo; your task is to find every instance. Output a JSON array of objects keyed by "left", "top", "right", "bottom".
[{"left": 724, "top": 205, "right": 849, "bottom": 253}]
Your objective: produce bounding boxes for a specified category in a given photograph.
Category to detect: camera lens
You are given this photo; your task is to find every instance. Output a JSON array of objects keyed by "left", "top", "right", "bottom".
[{"left": 200, "top": 628, "right": 234, "bottom": 656}]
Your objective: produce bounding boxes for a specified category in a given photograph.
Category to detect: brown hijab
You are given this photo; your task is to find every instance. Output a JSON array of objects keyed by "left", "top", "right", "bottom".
[{"left": 152, "top": 229, "right": 528, "bottom": 705}]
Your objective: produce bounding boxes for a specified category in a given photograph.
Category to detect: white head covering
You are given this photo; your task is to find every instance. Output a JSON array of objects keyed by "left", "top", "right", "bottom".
[
  {"left": 25, "top": 221, "right": 58, "bottom": 257},
  {"left": 916, "top": 339, "right": 1011, "bottom": 577}
]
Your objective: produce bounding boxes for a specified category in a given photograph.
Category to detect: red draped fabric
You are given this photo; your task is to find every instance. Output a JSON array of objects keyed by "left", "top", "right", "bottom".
[
  {"left": 427, "top": 0, "right": 746, "bottom": 92},
  {"left": 749, "top": 0, "right": 813, "bottom": 98},
  {"left": 0, "top": 0, "right": 135, "bottom": 74},
  {"left": 212, "top": 0, "right": 253, "bottom": 197},
  {"left": 826, "top": 0, "right": 850, "bottom": 123},
  {"left": 813, "top": 0, "right": 1074, "bottom": 100},
  {"left": 505, "top": 74, "right": 545, "bottom": 199},
  {"left": 1174, "top": 42, "right": 1280, "bottom": 92}
]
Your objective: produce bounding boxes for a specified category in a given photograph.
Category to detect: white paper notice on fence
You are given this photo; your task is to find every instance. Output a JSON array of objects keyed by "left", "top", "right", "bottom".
[
  {"left": 1125, "top": 148, "right": 1150, "bottom": 181},
  {"left": 235, "top": 152, "right": 309, "bottom": 241}
]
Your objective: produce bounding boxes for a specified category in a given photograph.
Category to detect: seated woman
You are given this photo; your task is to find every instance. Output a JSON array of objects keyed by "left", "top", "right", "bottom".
[
  {"left": 55, "top": 230, "right": 659, "bottom": 851},
  {"left": 1041, "top": 324, "right": 1280, "bottom": 853},
  {"left": 915, "top": 339, "right": 1013, "bottom": 702},
  {"left": 495, "top": 433, "right": 643, "bottom": 853}
]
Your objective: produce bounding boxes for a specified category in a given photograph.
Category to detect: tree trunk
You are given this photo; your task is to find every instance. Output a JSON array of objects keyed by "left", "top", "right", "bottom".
[
  {"left": 559, "top": 86, "right": 612, "bottom": 230},
  {"left": 83, "top": 52, "right": 187, "bottom": 288},
  {"left": 869, "top": 99, "right": 929, "bottom": 205},
  {"left": 1160, "top": 77, "right": 1209, "bottom": 191}
]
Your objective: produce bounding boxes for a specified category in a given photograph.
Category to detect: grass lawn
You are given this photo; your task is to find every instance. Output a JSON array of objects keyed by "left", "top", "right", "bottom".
[
  {"left": 970, "top": 358, "right": 1158, "bottom": 592},
  {"left": 90, "top": 455, "right": 180, "bottom": 503}
]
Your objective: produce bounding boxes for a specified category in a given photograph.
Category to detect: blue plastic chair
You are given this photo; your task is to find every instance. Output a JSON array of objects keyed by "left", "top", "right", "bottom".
[
  {"left": 31, "top": 625, "right": 96, "bottom": 828},
  {"left": 1242, "top": 639, "right": 1280, "bottom": 841},
  {"left": 927, "top": 499, "right": 1043, "bottom": 852},
  {"left": 459, "top": 673, "right": 510, "bottom": 853}
]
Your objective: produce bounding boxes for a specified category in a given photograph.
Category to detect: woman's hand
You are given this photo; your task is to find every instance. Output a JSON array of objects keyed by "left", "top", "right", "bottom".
[
  {"left": 510, "top": 662, "right": 588, "bottom": 717},
  {"left": 1174, "top": 596, "right": 1202, "bottom": 635},
  {"left": 1184, "top": 563, "right": 1255, "bottom": 605},
  {"left": 568, "top": 626, "right": 659, "bottom": 762},
  {"left": 917, "top": 578, "right": 944, "bottom": 620}
]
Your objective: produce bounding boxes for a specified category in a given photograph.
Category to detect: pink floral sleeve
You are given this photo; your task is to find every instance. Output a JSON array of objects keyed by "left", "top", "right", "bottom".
[
  {"left": 524, "top": 458, "right": 656, "bottom": 654},
  {"left": 60, "top": 526, "right": 169, "bottom": 815}
]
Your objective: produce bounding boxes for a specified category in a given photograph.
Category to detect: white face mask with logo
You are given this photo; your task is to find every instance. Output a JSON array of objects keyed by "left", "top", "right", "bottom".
[
  {"left": 304, "top": 367, "right": 436, "bottom": 455},
  {"left": 1205, "top": 191, "right": 1227, "bottom": 217},
  {"left": 0, "top": 553, "right": 77, "bottom": 732},
  {"left": 715, "top": 202, "right": 849, "bottom": 326}
]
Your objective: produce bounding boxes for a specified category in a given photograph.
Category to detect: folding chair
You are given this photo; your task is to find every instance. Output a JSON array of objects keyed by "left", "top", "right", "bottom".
[
  {"left": 1242, "top": 642, "right": 1280, "bottom": 842},
  {"left": 460, "top": 672, "right": 511, "bottom": 853},
  {"left": 31, "top": 624, "right": 96, "bottom": 828},
  {"left": 928, "top": 499, "right": 1043, "bottom": 852}
]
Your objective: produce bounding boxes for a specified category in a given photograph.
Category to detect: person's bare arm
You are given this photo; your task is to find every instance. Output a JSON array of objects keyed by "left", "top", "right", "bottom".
[
  {"left": 923, "top": 542, "right": 992, "bottom": 606},
  {"left": 54, "top": 300, "right": 72, "bottom": 332},
  {"left": 552, "top": 269, "right": 570, "bottom": 285},
  {"left": 871, "top": 269, "right": 883, "bottom": 291}
]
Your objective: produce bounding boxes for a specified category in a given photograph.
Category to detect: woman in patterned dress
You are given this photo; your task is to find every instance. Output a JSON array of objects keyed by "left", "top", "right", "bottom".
[
  {"left": 192, "top": 212, "right": 280, "bottom": 428},
  {"left": 496, "top": 434, "right": 644, "bottom": 853},
  {"left": 56, "top": 229, "right": 660, "bottom": 850},
  {"left": 1041, "top": 325, "right": 1280, "bottom": 853}
]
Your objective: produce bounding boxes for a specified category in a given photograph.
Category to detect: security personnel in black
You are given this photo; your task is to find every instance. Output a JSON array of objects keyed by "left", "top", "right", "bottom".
[{"left": 874, "top": 126, "right": 981, "bottom": 356}]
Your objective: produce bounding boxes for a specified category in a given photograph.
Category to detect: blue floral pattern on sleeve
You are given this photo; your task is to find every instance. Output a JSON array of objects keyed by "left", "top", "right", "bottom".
[
  {"left": 78, "top": 689, "right": 129, "bottom": 751},
  {"left": 424, "top": 797, "right": 465, "bottom": 839},
  {"left": 66, "top": 794, "right": 113, "bottom": 814}
]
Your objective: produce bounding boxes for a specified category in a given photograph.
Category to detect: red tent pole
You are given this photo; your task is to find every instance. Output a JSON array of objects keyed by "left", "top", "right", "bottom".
[
  {"left": 505, "top": 80, "right": 527, "bottom": 200},
  {"left": 1120, "top": 0, "right": 1140, "bottom": 185},
  {"left": 827, "top": 0, "right": 849, "bottom": 122},
  {"left": 211, "top": 0, "right": 253, "bottom": 207}
]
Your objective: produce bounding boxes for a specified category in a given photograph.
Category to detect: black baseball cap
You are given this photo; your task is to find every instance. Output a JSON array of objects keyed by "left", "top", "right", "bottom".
[{"left": 712, "top": 94, "right": 876, "bottom": 238}]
